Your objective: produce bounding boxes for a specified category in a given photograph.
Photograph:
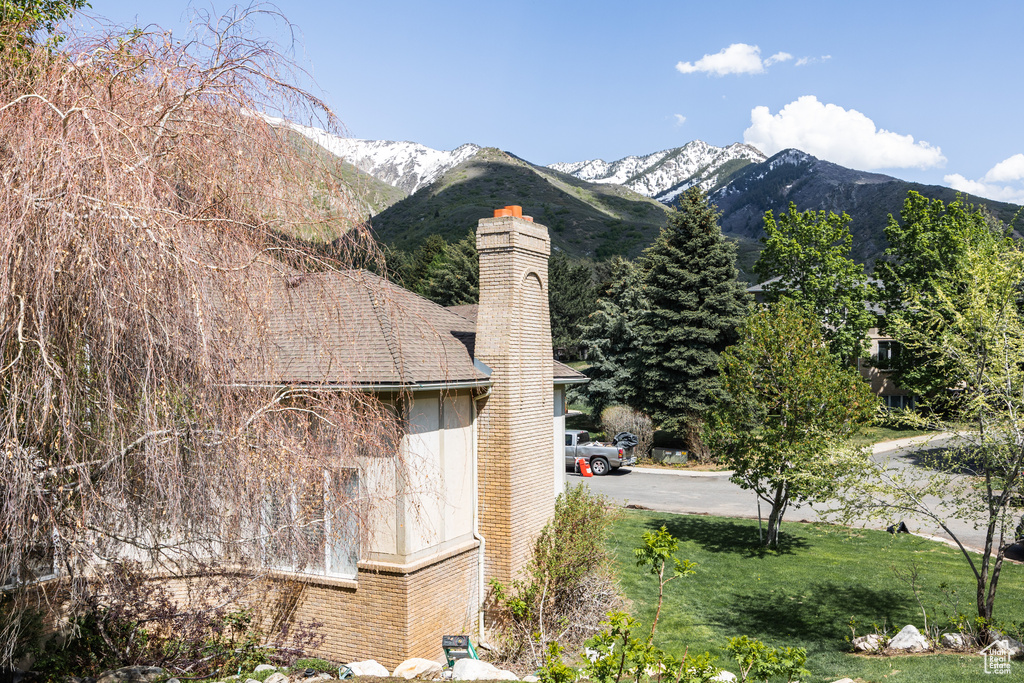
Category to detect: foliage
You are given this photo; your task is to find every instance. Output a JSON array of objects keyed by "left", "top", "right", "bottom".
[
  {"left": 600, "top": 405, "right": 653, "bottom": 460},
  {"left": 578, "top": 258, "right": 646, "bottom": 416},
  {"left": 583, "top": 611, "right": 720, "bottom": 683},
  {"left": 488, "top": 485, "right": 619, "bottom": 667},
  {"left": 291, "top": 658, "right": 340, "bottom": 674},
  {"left": 608, "top": 510, "right": 1024, "bottom": 682},
  {"left": 25, "top": 563, "right": 324, "bottom": 679},
  {"left": 875, "top": 190, "right": 1015, "bottom": 404},
  {"left": 634, "top": 526, "right": 696, "bottom": 641},
  {"left": 717, "top": 300, "right": 876, "bottom": 546},
  {"left": 537, "top": 642, "right": 577, "bottom": 683},
  {"left": 549, "top": 252, "right": 597, "bottom": 358},
  {"left": 844, "top": 220, "right": 1024, "bottom": 631},
  {"left": 0, "top": 0, "right": 88, "bottom": 56},
  {"left": 753, "top": 202, "right": 875, "bottom": 365},
  {"left": 726, "top": 636, "right": 808, "bottom": 683},
  {"left": 421, "top": 230, "right": 479, "bottom": 306},
  {"left": 0, "top": 9, "right": 408, "bottom": 666},
  {"left": 631, "top": 187, "right": 751, "bottom": 459}
]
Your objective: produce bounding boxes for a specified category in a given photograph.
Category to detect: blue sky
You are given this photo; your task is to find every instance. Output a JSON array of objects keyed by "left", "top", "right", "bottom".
[{"left": 79, "top": 1, "right": 1024, "bottom": 202}]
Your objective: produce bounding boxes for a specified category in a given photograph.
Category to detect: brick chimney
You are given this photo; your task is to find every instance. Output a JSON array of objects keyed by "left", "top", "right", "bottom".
[{"left": 475, "top": 206, "right": 554, "bottom": 584}]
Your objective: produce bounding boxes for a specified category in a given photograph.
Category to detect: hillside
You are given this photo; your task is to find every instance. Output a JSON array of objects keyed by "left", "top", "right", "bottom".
[
  {"left": 369, "top": 147, "right": 673, "bottom": 259},
  {"left": 711, "top": 149, "right": 1023, "bottom": 266}
]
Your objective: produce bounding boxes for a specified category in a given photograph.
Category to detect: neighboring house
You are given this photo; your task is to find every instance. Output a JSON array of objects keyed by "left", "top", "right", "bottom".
[
  {"left": 746, "top": 279, "right": 912, "bottom": 408},
  {"left": 244, "top": 207, "right": 586, "bottom": 666}
]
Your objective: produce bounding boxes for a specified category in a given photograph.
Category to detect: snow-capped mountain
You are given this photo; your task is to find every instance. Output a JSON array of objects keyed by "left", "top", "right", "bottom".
[
  {"left": 549, "top": 141, "right": 766, "bottom": 203},
  {"left": 267, "top": 117, "right": 480, "bottom": 195}
]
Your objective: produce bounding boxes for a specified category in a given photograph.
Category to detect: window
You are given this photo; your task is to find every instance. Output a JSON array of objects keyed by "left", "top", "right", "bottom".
[
  {"left": 876, "top": 340, "right": 900, "bottom": 369},
  {"left": 565, "top": 433, "right": 573, "bottom": 446},
  {"left": 883, "top": 395, "right": 915, "bottom": 411},
  {"left": 263, "top": 468, "right": 359, "bottom": 579}
]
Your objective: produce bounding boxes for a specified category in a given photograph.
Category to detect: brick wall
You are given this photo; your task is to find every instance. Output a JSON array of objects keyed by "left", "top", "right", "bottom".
[{"left": 474, "top": 213, "right": 556, "bottom": 585}]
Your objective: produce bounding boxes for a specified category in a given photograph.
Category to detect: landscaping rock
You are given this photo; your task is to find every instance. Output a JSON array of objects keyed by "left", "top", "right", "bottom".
[
  {"left": 523, "top": 677, "right": 539, "bottom": 682},
  {"left": 97, "top": 667, "right": 165, "bottom": 683},
  {"left": 710, "top": 672, "right": 736, "bottom": 682},
  {"left": 255, "top": 666, "right": 277, "bottom": 673},
  {"left": 852, "top": 634, "right": 882, "bottom": 652},
  {"left": 988, "top": 634, "right": 1023, "bottom": 656},
  {"left": 829, "top": 679, "right": 856, "bottom": 683},
  {"left": 166, "top": 679, "right": 181, "bottom": 683},
  {"left": 244, "top": 679, "right": 261, "bottom": 683},
  {"left": 264, "top": 673, "right": 288, "bottom": 683},
  {"left": 392, "top": 658, "right": 443, "bottom": 680},
  {"left": 346, "top": 660, "right": 390, "bottom": 677},
  {"left": 451, "top": 659, "right": 517, "bottom": 681},
  {"left": 940, "top": 632, "right": 969, "bottom": 649},
  {"left": 886, "top": 625, "right": 929, "bottom": 652}
]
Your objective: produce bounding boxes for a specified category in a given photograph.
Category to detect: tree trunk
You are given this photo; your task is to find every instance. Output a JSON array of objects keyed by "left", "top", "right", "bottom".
[
  {"left": 685, "top": 419, "right": 711, "bottom": 463},
  {"left": 764, "top": 486, "right": 788, "bottom": 548}
]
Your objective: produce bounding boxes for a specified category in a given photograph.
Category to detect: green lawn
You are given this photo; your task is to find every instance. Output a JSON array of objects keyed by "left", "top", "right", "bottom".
[
  {"left": 847, "top": 424, "right": 938, "bottom": 448},
  {"left": 606, "top": 511, "right": 1024, "bottom": 682}
]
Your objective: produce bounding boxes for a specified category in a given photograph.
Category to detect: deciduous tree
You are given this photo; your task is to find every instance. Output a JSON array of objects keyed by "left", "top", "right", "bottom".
[
  {"left": 753, "top": 203, "right": 874, "bottom": 365},
  {"left": 718, "top": 301, "right": 875, "bottom": 547}
]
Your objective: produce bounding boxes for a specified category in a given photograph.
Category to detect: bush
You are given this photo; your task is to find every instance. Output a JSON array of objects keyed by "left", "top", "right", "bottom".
[
  {"left": 600, "top": 406, "right": 653, "bottom": 459},
  {"left": 488, "top": 486, "right": 620, "bottom": 667}
]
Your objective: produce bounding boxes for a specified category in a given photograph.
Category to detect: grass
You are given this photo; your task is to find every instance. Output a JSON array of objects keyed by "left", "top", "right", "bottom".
[{"left": 606, "top": 510, "right": 1024, "bottom": 682}]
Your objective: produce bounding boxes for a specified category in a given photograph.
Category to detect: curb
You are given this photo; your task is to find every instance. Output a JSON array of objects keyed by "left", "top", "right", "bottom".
[{"left": 626, "top": 466, "right": 734, "bottom": 478}]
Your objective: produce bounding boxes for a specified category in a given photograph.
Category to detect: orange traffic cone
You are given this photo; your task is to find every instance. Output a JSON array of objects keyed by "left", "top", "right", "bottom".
[{"left": 576, "top": 457, "right": 593, "bottom": 477}]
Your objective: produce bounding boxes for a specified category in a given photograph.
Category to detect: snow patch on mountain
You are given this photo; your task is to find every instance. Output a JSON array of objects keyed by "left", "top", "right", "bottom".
[
  {"left": 264, "top": 116, "right": 481, "bottom": 195},
  {"left": 550, "top": 142, "right": 766, "bottom": 203}
]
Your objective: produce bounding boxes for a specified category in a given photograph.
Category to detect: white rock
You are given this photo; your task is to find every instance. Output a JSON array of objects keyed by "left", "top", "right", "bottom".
[
  {"left": 392, "top": 658, "right": 443, "bottom": 680},
  {"left": 523, "top": 677, "right": 539, "bottom": 682},
  {"left": 940, "top": 632, "right": 969, "bottom": 649},
  {"left": 887, "top": 624, "right": 929, "bottom": 652},
  {"left": 244, "top": 679, "right": 260, "bottom": 683},
  {"left": 254, "top": 666, "right": 277, "bottom": 673},
  {"left": 316, "top": 675, "right": 332, "bottom": 681},
  {"left": 829, "top": 679, "right": 856, "bottom": 683},
  {"left": 264, "top": 674, "right": 288, "bottom": 683},
  {"left": 710, "top": 672, "right": 736, "bottom": 682},
  {"left": 451, "top": 659, "right": 517, "bottom": 681},
  {"left": 346, "top": 660, "right": 390, "bottom": 677},
  {"left": 989, "top": 635, "right": 1023, "bottom": 656},
  {"left": 852, "top": 633, "right": 882, "bottom": 652}
]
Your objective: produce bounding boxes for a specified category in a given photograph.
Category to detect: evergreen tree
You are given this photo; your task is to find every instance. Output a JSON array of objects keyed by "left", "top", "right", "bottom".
[
  {"left": 548, "top": 252, "right": 596, "bottom": 357},
  {"left": 753, "top": 203, "right": 874, "bottom": 365},
  {"left": 422, "top": 230, "right": 478, "bottom": 306},
  {"left": 632, "top": 187, "right": 750, "bottom": 457},
  {"left": 578, "top": 257, "right": 645, "bottom": 415}
]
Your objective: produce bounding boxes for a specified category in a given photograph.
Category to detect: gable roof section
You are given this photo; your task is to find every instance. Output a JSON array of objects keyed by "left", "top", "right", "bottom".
[{"left": 243, "top": 269, "right": 486, "bottom": 388}]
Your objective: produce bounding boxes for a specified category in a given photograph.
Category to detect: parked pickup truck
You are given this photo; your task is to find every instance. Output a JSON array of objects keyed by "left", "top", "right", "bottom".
[{"left": 565, "top": 430, "right": 636, "bottom": 476}]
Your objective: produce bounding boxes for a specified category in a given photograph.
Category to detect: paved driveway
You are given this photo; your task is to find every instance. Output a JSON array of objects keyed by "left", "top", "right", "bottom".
[{"left": 575, "top": 433, "right": 1000, "bottom": 552}]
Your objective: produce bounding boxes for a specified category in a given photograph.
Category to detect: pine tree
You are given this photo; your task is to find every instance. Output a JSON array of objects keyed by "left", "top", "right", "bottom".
[
  {"left": 578, "top": 257, "right": 645, "bottom": 415},
  {"left": 548, "top": 252, "right": 596, "bottom": 357},
  {"left": 422, "top": 230, "right": 478, "bottom": 306},
  {"left": 632, "top": 187, "right": 750, "bottom": 457}
]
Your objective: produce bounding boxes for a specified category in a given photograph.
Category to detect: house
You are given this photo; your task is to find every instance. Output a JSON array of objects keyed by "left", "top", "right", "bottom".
[{"left": 241, "top": 206, "right": 587, "bottom": 667}]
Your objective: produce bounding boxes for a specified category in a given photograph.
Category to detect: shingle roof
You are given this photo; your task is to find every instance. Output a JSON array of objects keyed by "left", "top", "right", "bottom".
[{"left": 228, "top": 269, "right": 486, "bottom": 387}]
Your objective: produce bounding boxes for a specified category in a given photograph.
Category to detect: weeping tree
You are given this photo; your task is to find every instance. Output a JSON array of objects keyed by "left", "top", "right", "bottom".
[{"left": 0, "top": 8, "right": 411, "bottom": 668}]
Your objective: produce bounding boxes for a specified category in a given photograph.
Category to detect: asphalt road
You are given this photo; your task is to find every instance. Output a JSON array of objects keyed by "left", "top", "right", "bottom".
[{"left": 574, "top": 433, "right": 1003, "bottom": 553}]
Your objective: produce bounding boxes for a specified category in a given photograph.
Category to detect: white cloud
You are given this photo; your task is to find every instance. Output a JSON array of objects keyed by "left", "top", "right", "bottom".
[
  {"left": 795, "top": 55, "right": 831, "bottom": 67},
  {"left": 673, "top": 114, "right": 687, "bottom": 127},
  {"left": 983, "top": 153, "right": 1024, "bottom": 183},
  {"left": 764, "top": 51, "right": 793, "bottom": 67},
  {"left": 676, "top": 43, "right": 768, "bottom": 76},
  {"left": 945, "top": 155, "right": 1024, "bottom": 203},
  {"left": 743, "top": 95, "right": 946, "bottom": 170}
]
